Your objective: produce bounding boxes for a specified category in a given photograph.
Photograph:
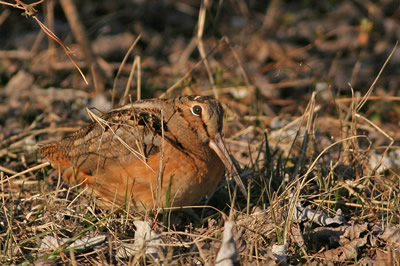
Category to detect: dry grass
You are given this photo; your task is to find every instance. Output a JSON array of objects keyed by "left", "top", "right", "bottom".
[{"left": 2, "top": 76, "right": 400, "bottom": 264}]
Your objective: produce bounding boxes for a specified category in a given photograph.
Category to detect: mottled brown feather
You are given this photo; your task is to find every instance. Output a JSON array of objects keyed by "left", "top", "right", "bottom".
[{"left": 39, "top": 96, "right": 228, "bottom": 211}]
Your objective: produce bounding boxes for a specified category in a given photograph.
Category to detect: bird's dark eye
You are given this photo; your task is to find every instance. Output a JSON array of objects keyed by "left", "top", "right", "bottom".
[{"left": 191, "top": 105, "right": 202, "bottom": 116}]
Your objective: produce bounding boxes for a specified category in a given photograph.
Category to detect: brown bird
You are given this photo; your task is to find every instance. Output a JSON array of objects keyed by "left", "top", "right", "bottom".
[{"left": 39, "top": 95, "right": 247, "bottom": 211}]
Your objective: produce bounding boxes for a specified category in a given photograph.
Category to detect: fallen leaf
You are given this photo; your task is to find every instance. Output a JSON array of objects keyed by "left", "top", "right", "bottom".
[{"left": 215, "top": 221, "right": 238, "bottom": 266}]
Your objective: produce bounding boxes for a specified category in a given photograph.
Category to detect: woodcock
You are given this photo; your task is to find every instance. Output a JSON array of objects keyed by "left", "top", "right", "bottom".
[{"left": 39, "top": 95, "right": 247, "bottom": 211}]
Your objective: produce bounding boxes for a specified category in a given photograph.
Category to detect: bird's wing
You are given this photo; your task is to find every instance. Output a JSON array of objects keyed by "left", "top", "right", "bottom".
[{"left": 39, "top": 108, "right": 166, "bottom": 184}]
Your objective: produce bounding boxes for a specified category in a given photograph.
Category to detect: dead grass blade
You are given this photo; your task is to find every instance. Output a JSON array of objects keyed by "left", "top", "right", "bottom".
[
  {"left": 356, "top": 41, "right": 398, "bottom": 112},
  {"left": 1, "top": 0, "right": 88, "bottom": 84},
  {"left": 0, "top": 162, "right": 50, "bottom": 185},
  {"left": 112, "top": 33, "right": 142, "bottom": 106},
  {"left": 86, "top": 109, "right": 153, "bottom": 172},
  {"left": 121, "top": 55, "right": 141, "bottom": 106},
  {"left": 195, "top": 0, "right": 218, "bottom": 99}
]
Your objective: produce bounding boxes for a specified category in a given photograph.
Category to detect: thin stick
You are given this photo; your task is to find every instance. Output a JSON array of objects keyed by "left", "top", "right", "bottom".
[
  {"left": 196, "top": 0, "right": 218, "bottom": 98},
  {"left": 160, "top": 40, "right": 222, "bottom": 98},
  {"left": 356, "top": 41, "right": 398, "bottom": 112},
  {"left": 0, "top": 162, "right": 50, "bottom": 184},
  {"left": 120, "top": 56, "right": 138, "bottom": 106},
  {"left": 136, "top": 56, "right": 141, "bottom": 101},
  {"left": 0, "top": 166, "right": 18, "bottom": 175},
  {"left": 60, "top": 0, "right": 102, "bottom": 89},
  {"left": 313, "top": 199, "right": 391, "bottom": 212},
  {"left": 156, "top": 110, "right": 165, "bottom": 208},
  {"left": 112, "top": 34, "right": 141, "bottom": 106}
]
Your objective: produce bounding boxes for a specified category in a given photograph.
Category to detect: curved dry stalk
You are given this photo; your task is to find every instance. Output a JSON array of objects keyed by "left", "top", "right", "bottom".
[
  {"left": 0, "top": 162, "right": 50, "bottom": 185},
  {"left": 0, "top": 0, "right": 88, "bottom": 84}
]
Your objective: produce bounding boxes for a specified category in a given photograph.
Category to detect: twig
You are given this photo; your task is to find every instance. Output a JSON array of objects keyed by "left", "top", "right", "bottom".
[
  {"left": 60, "top": 0, "right": 103, "bottom": 90},
  {"left": 0, "top": 162, "right": 50, "bottom": 185},
  {"left": 2, "top": 0, "right": 88, "bottom": 84},
  {"left": 112, "top": 34, "right": 141, "bottom": 106},
  {"left": 196, "top": 0, "right": 218, "bottom": 98},
  {"left": 356, "top": 41, "right": 398, "bottom": 112}
]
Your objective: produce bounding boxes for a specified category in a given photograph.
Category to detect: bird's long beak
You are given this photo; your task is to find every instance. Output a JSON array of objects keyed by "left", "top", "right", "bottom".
[{"left": 209, "top": 133, "right": 248, "bottom": 198}]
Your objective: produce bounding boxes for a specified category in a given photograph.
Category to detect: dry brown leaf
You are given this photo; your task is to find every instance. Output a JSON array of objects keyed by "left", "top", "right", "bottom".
[
  {"left": 341, "top": 223, "right": 369, "bottom": 243},
  {"left": 380, "top": 225, "right": 400, "bottom": 248},
  {"left": 317, "top": 235, "right": 368, "bottom": 262},
  {"left": 374, "top": 248, "right": 400, "bottom": 266}
]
